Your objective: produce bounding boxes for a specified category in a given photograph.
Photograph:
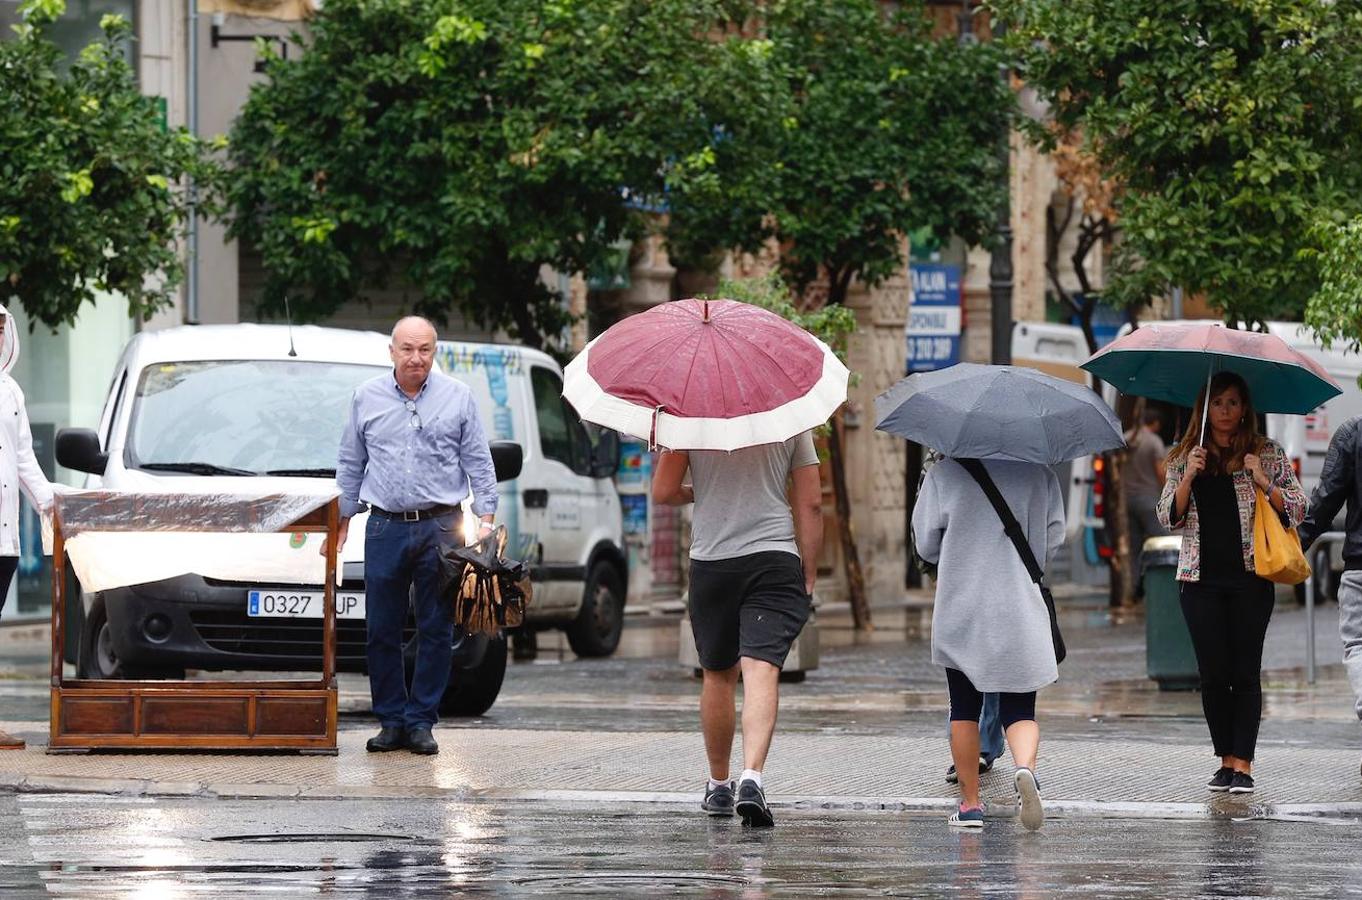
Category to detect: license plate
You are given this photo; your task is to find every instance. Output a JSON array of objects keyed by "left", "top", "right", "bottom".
[{"left": 247, "top": 590, "right": 366, "bottom": 620}]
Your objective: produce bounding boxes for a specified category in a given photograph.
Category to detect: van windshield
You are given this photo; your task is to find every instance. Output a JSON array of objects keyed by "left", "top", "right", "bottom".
[{"left": 127, "top": 360, "right": 387, "bottom": 476}]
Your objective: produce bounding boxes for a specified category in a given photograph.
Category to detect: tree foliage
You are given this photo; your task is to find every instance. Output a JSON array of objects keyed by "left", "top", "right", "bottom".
[
  {"left": 994, "top": 0, "right": 1362, "bottom": 324},
  {"left": 668, "top": 0, "right": 1013, "bottom": 306},
  {"left": 228, "top": 0, "right": 779, "bottom": 351},
  {"left": 0, "top": 0, "right": 224, "bottom": 328}
]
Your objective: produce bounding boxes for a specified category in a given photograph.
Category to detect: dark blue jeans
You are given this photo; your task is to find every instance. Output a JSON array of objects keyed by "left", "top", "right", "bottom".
[{"left": 364, "top": 511, "right": 460, "bottom": 730}]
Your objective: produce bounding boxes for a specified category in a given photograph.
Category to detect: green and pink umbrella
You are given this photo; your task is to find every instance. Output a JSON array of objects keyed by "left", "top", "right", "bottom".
[{"left": 1080, "top": 322, "right": 1342, "bottom": 441}]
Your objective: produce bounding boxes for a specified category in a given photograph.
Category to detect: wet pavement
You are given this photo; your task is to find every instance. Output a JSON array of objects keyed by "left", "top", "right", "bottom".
[
  {"left": 0, "top": 592, "right": 1360, "bottom": 894},
  {"left": 1, "top": 794, "right": 1360, "bottom": 897}
]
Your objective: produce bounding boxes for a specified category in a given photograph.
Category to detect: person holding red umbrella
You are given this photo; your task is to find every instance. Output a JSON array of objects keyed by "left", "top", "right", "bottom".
[
  {"left": 1157, "top": 371, "right": 1308, "bottom": 794},
  {"left": 565, "top": 298, "right": 848, "bottom": 828}
]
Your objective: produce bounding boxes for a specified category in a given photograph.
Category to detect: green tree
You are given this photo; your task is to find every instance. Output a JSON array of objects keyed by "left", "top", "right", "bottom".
[
  {"left": 667, "top": 0, "right": 1013, "bottom": 306},
  {"left": 0, "top": 0, "right": 224, "bottom": 328},
  {"left": 227, "top": 0, "right": 779, "bottom": 351},
  {"left": 993, "top": 0, "right": 1362, "bottom": 325}
]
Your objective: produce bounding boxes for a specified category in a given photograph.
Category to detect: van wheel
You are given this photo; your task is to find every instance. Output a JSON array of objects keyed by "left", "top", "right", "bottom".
[
  {"left": 439, "top": 635, "right": 507, "bottom": 717},
  {"left": 566, "top": 563, "right": 625, "bottom": 658},
  {"left": 77, "top": 596, "right": 183, "bottom": 680}
]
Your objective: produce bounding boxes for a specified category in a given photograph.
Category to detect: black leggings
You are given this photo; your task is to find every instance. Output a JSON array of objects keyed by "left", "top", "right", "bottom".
[
  {"left": 945, "top": 668, "right": 1036, "bottom": 729},
  {"left": 0, "top": 556, "right": 15, "bottom": 618},
  {"left": 1179, "top": 575, "right": 1274, "bottom": 761}
]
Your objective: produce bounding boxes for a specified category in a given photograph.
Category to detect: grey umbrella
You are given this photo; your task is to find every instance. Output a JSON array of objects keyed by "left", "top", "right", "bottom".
[{"left": 874, "top": 363, "right": 1125, "bottom": 464}]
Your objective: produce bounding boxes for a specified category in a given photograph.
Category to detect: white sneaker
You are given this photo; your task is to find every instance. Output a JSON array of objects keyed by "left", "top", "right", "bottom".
[{"left": 1014, "top": 767, "right": 1043, "bottom": 831}]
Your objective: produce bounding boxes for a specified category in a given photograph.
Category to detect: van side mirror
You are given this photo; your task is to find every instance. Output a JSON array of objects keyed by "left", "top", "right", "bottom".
[
  {"left": 490, "top": 441, "right": 523, "bottom": 482},
  {"left": 589, "top": 428, "right": 620, "bottom": 479},
  {"left": 55, "top": 428, "right": 108, "bottom": 475}
]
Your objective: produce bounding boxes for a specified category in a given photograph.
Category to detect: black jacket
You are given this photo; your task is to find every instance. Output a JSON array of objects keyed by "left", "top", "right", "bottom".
[{"left": 1299, "top": 416, "right": 1362, "bottom": 568}]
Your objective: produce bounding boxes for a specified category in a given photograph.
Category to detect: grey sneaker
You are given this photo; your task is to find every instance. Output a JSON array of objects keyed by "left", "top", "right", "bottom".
[
  {"left": 701, "top": 780, "right": 735, "bottom": 817},
  {"left": 735, "top": 779, "right": 774, "bottom": 828},
  {"left": 1014, "top": 767, "right": 1044, "bottom": 831}
]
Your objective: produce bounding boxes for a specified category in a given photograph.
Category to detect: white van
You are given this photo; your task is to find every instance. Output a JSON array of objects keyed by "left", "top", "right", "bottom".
[
  {"left": 1265, "top": 322, "right": 1362, "bottom": 598},
  {"left": 54, "top": 324, "right": 627, "bottom": 716}
]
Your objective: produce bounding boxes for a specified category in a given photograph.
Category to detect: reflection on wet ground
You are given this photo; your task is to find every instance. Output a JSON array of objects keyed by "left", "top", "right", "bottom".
[{"left": 1, "top": 794, "right": 1358, "bottom": 898}]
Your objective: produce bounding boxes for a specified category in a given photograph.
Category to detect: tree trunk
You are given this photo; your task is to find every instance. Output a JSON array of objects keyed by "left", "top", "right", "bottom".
[{"left": 827, "top": 411, "right": 871, "bottom": 631}]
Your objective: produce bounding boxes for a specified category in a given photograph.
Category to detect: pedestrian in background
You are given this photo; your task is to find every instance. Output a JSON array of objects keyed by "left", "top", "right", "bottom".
[
  {"left": 652, "top": 432, "right": 823, "bottom": 828},
  {"left": 1157, "top": 372, "right": 1306, "bottom": 794},
  {"left": 0, "top": 306, "right": 54, "bottom": 750},
  {"left": 913, "top": 456, "right": 1065, "bottom": 831},
  {"left": 335, "top": 316, "right": 498, "bottom": 756},
  {"left": 1126, "top": 408, "right": 1169, "bottom": 574},
  {"left": 1296, "top": 414, "right": 1362, "bottom": 781}
]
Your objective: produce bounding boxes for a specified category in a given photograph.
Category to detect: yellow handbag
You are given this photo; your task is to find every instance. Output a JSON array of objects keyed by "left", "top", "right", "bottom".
[{"left": 1253, "top": 489, "right": 1310, "bottom": 585}]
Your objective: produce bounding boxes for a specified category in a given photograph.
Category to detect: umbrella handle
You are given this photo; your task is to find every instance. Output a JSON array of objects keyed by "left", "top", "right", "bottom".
[{"left": 1198, "top": 363, "right": 1213, "bottom": 446}]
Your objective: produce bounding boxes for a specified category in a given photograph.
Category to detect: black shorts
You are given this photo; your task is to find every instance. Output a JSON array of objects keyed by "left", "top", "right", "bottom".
[{"left": 688, "top": 551, "right": 811, "bottom": 671}]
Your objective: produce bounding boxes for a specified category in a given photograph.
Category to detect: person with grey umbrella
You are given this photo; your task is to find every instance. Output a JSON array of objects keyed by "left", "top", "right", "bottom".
[{"left": 879, "top": 364, "right": 1125, "bottom": 829}]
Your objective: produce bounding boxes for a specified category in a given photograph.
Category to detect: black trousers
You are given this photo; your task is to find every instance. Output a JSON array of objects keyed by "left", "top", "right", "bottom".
[
  {"left": 0, "top": 556, "right": 16, "bottom": 618},
  {"left": 1179, "top": 574, "right": 1274, "bottom": 761}
]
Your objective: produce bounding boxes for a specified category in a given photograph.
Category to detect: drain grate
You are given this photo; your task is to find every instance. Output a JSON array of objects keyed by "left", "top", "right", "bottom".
[{"left": 209, "top": 832, "right": 413, "bottom": 844}]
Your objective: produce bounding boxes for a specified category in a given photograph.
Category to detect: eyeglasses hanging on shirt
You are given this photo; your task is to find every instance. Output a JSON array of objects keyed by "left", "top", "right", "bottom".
[{"left": 404, "top": 399, "right": 422, "bottom": 430}]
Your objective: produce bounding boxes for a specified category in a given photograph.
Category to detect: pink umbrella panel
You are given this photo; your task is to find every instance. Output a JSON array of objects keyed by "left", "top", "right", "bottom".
[{"left": 561, "top": 299, "right": 849, "bottom": 451}]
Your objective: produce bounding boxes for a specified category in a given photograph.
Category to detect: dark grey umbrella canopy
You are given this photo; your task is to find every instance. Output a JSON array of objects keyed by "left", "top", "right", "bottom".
[{"left": 874, "top": 363, "right": 1125, "bottom": 464}]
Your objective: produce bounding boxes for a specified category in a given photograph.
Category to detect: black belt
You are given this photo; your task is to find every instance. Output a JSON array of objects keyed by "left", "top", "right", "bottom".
[{"left": 369, "top": 504, "right": 460, "bottom": 522}]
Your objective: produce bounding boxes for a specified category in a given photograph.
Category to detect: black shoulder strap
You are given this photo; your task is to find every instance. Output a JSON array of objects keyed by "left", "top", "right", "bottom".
[{"left": 957, "top": 458, "right": 1045, "bottom": 586}]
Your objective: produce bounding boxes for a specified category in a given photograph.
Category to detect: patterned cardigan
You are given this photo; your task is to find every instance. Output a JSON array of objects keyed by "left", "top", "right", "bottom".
[{"left": 1155, "top": 438, "right": 1307, "bottom": 582}]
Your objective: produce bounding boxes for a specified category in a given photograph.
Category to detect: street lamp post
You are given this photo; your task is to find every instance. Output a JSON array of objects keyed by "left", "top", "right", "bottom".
[{"left": 945, "top": 0, "right": 1013, "bottom": 365}]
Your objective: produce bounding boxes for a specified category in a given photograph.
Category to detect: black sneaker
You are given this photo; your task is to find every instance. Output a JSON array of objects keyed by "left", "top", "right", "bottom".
[
  {"left": 735, "top": 779, "right": 774, "bottom": 828},
  {"left": 945, "top": 756, "right": 992, "bottom": 784},
  {"left": 1228, "top": 771, "right": 1255, "bottom": 794},
  {"left": 702, "top": 780, "right": 735, "bottom": 817},
  {"left": 1207, "top": 767, "right": 1235, "bottom": 792}
]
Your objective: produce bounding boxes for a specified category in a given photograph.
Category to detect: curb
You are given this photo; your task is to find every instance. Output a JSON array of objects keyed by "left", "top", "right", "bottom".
[{"left": 2, "top": 777, "right": 1357, "bottom": 821}]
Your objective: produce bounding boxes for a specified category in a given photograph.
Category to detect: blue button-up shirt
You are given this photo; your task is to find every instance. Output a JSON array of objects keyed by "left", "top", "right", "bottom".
[{"left": 337, "top": 370, "right": 498, "bottom": 519}]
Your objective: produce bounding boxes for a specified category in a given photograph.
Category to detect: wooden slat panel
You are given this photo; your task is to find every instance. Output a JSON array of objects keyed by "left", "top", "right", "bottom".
[
  {"left": 141, "top": 697, "right": 249, "bottom": 734},
  {"left": 255, "top": 698, "right": 329, "bottom": 736},
  {"left": 60, "top": 697, "right": 135, "bottom": 735}
]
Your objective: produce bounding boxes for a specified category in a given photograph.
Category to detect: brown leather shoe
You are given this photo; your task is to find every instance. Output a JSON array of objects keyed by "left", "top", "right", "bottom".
[{"left": 0, "top": 730, "right": 25, "bottom": 750}]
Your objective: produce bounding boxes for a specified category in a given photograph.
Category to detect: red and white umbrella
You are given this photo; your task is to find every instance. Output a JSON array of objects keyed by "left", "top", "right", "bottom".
[{"left": 562, "top": 298, "right": 849, "bottom": 451}]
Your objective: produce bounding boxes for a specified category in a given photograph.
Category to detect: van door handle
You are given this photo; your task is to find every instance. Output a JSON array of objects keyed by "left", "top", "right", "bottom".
[{"left": 523, "top": 489, "right": 549, "bottom": 509}]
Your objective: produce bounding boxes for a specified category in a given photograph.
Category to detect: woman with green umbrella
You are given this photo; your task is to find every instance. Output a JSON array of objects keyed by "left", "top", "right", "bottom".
[
  {"left": 1083, "top": 323, "right": 1330, "bottom": 794},
  {"left": 1156, "top": 372, "right": 1308, "bottom": 794}
]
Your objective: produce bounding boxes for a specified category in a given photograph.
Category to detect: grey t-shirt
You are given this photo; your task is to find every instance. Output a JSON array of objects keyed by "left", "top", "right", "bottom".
[
  {"left": 686, "top": 432, "right": 820, "bottom": 561},
  {"left": 1126, "top": 429, "right": 1167, "bottom": 499}
]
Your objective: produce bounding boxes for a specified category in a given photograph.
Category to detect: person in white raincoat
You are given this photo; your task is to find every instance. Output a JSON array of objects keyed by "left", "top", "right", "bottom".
[{"left": 0, "top": 305, "right": 55, "bottom": 749}]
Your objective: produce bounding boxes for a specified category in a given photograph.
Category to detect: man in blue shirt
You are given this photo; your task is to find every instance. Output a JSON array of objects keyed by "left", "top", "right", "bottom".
[{"left": 335, "top": 316, "right": 498, "bottom": 755}]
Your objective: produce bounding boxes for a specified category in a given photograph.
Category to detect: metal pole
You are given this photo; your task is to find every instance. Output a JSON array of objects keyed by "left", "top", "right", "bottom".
[
  {"left": 988, "top": 17, "right": 1013, "bottom": 366},
  {"left": 1305, "top": 563, "right": 1316, "bottom": 685},
  {"left": 186, "top": 0, "right": 200, "bottom": 324}
]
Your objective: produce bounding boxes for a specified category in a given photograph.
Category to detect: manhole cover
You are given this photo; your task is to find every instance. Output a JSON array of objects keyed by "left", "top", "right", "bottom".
[
  {"left": 517, "top": 873, "right": 749, "bottom": 888},
  {"left": 209, "top": 833, "right": 412, "bottom": 844}
]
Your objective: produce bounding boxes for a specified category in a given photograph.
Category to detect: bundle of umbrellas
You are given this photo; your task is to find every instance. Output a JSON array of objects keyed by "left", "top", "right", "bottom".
[{"left": 439, "top": 526, "right": 532, "bottom": 637}]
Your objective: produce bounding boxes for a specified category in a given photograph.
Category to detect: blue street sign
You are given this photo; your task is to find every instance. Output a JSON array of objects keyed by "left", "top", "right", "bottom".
[{"left": 906, "top": 263, "right": 962, "bottom": 373}]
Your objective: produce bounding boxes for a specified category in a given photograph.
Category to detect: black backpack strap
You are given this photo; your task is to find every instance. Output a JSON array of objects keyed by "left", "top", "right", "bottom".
[{"left": 957, "top": 458, "right": 1045, "bottom": 586}]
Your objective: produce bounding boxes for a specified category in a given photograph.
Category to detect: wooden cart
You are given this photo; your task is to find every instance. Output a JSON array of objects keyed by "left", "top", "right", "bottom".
[{"left": 47, "top": 491, "right": 341, "bottom": 754}]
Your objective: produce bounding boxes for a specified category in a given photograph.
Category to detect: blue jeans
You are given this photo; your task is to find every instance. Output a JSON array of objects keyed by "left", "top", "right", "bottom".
[
  {"left": 945, "top": 691, "right": 1004, "bottom": 765},
  {"left": 364, "top": 511, "right": 460, "bottom": 730}
]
